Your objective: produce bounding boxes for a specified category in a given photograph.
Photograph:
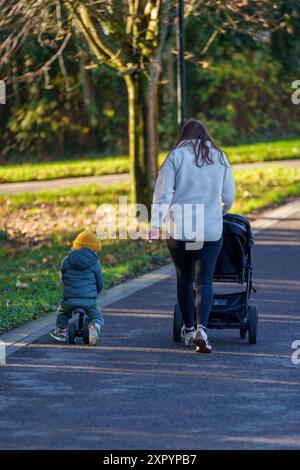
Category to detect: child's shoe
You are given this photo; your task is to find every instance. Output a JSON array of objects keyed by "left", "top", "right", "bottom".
[
  {"left": 50, "top": 328, "right": 67, "bottom": 342},
  {"left": 88, "top": 322, "right": 101, "bottom": 346}
]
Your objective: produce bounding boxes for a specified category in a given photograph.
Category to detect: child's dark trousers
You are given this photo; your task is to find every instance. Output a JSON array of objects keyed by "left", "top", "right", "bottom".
[{"left": 56, "top": 298, "right": 104, "bottom": 329}]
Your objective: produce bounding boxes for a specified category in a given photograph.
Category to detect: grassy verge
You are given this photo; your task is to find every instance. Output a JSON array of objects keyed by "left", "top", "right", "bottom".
[
  {"left": 0, "top": 154, "right": 129, "bottom": 183},
  {"left": 1, "top": 139, "right": 300, "bottom": 184},
  {"left": 0, "top": 166, "right": 300, "bottom": 334},
  {"left": 233, "top": 167, "right": 300, "bottom": 214},
  {"left": 225, "top": 139, "right": 300, "bottom": 164}
]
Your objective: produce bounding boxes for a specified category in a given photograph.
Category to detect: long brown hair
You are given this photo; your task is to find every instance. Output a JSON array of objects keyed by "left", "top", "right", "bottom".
[{"left": 167, "top": 119, "right": 228, "bottom": 167}]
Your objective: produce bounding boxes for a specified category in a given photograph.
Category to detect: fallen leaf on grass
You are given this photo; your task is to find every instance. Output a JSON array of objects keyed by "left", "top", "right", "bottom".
[
  {"left": 42, "top": 256, "right": 53, "bottom": 264},
  {"left": 15, "top": 280, "right": 29, "bottom": 289},
  {"left": 27, "top": 259, "right": 37, "bottom": 266},
  {"left": 103, "top": 254, "right": 118, "bottom": 265}
]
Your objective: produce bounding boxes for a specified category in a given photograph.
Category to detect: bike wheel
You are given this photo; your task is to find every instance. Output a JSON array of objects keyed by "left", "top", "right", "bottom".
[{"left": 68, "top": 323, "right": 77, "bottom": 344}]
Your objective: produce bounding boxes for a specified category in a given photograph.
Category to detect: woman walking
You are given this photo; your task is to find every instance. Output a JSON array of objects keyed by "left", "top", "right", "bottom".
[{"left": 148, "top": 120, "right": 236, "bottom": 353}]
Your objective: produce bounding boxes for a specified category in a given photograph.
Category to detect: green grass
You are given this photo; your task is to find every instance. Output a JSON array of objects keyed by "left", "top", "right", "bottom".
[
  {"left": 0, "top": 182, "right": 169, "bottom": 334},
  {"left": 0, "top": 236, "right": 168, "bottom": 335},
  {"left": 0, "top": 166, "right": 300, "bottom": 335},
  {"left": 1, "top": 138, "right": 300, "bottom": 184},
  {"left": 0, "top": 182, "right": 130, "bottom": 209},
  {"left": 225, "top": 139, "right": 300, "bottom": 164},
  {"left": 232, "top": 167, "right": 300, "bottom": 214},
  {"left": 0, "top": 154, "right": 129, "bottom": 183}
]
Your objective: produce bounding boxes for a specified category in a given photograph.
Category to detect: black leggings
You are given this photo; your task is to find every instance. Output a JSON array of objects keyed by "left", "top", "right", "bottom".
[{"left": 167, "top": 236, "right": 223, "bottom": 329}]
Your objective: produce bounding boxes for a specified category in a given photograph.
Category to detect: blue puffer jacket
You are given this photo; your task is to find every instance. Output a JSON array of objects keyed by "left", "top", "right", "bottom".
[{"left": 61, "top": 248, "right": 104, "bottom": 299}]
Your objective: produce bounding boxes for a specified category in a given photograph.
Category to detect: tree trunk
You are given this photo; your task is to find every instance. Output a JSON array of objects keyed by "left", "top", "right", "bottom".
[
  {"left": 147, "top": 70, "right": 159, "bottom": 190},
  {"left": 70, "top": 1, "right": 163, "bottom": 210},
  {"left": 125, "top": 71, "right": 159, "bottom": 210},
  {"left": 79, "top": 52, "right": 98, "bottom": 118}
]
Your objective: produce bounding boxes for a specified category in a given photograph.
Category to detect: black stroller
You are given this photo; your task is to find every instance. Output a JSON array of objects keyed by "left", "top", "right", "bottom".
[{"left": 173, "top": 213, "right": 258, "bottom": 344}]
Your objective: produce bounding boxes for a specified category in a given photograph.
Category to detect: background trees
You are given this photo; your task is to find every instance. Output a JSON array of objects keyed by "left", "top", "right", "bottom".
[
  {"left": 0, "top": 0, "right": 300, "bottom": 203},
  {"left": 64, "top": 1, "right": 178, "bottom": 207},
  {"left": 1, "top": 0, "right": 178, "bottom": 206}
]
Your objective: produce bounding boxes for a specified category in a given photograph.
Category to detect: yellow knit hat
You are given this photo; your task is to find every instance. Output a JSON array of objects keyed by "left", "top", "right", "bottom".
[{"left": 72, "top": 231, "right": 101, "bottom": 252}]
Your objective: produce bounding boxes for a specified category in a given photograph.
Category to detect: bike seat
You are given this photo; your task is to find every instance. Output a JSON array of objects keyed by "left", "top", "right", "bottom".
[{"left": 71, "top": 308, "right": 87, "bottom": 315}]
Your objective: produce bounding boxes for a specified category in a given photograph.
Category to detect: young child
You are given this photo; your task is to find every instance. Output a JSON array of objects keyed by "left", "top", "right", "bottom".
[{"left": 50, "top": 230, "right": 104, "bottom": 345}]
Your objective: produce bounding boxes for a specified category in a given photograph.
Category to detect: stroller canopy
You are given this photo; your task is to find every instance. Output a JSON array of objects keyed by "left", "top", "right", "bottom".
[{"left": 214, "top": 214, "right": 254, "bottom": 276}]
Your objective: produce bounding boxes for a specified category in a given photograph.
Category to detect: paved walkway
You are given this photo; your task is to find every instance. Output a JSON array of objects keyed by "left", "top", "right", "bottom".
[
  {"left": 1, "top": 209, "right": 300, "bottom": 449},
  {"left": 0, "top": 173, "right": 129, "bottom": 195},
  {"left": 1, "top": 159, "right": 300, "bottom": 195}
]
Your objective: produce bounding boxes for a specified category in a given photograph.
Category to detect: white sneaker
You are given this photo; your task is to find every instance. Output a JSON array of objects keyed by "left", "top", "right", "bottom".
[
  {"left": 88, "top": 323, "right": 101, "bottom": 346},
  {"left": 194, "top": 325, "right": 212, "bottom": 353},
  {"left": 181, "top": 326, "right": 196, "bottom": 347}
]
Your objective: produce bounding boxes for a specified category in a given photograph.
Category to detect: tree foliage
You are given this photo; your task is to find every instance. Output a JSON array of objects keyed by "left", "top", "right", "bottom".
[{"left": 0, "top": 1, "right": 299, "bottom": 182}]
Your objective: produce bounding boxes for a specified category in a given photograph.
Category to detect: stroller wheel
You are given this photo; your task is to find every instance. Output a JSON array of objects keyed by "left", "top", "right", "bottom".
[
  {"left": 173, "top": 304, "right": 183, "bottom": 342},
  {"left": 68, "top": 323, "right": 77, "bottom": 344},
  {"left": 240, "top": 328, "right": 246, "bottom": 340},
  {"left": 248, "top": 305, "right": 258, "bottom": 344}
]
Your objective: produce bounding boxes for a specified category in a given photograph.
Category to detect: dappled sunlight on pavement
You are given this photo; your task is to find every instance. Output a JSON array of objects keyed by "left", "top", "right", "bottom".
[
  {"left": 4, "top": 362, "right": 300, "bottom": 387},
  {"left": 1, "top": 209, "right": 300, "bottom": 449},
  {"left": 4, "top": 340, "right": 292, "bottom": 359}
]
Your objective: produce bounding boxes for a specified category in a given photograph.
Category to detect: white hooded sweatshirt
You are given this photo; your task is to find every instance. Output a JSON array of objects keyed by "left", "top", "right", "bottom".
[{"left": 151, "top": 140, "right": 236, "bottom": 242}]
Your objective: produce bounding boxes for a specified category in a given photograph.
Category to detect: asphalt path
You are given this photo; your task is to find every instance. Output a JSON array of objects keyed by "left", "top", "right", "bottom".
[{"left": 1, "top": 211, "right": 300, "bottom": 449}]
